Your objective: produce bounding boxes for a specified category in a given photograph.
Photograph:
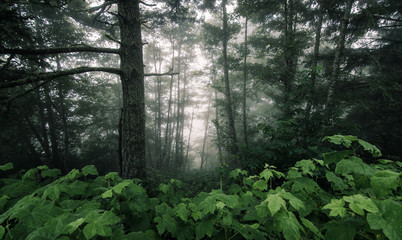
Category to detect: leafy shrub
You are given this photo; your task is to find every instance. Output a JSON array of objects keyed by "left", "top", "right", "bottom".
[{"left": 0, "top": 135, "right": 400, "bottom": 240}]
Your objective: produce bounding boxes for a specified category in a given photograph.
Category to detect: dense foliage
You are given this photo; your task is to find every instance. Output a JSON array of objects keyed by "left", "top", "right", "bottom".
[{"left": 0, "top": 135, "right": 400, "bottom": 240}]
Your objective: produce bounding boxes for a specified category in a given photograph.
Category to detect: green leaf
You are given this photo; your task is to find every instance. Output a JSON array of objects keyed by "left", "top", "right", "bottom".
[
  {"left": 105, "top": 172, "right": 119, "bottom": 181},
  {"left": 325, "top": 221, "right": 356, "bottom": 240},
  {"left": 253, "top": 180, "right": 268, "bottom": 191},
  {"left": 367, "top": 199, "right": 402, "bottom": 240},
  {"left": 323, "top": 199, "right": 347, "bottom": 217},
  {"left": 255, "top": 203, "right": 269, "bottom": 218},
  {"left": 323, "top": 150, "right": 353, "bottom": 165},
  {"left": 0, "top": 162, "right": 13, "bottom": 171},
  {"left": 300, "top": 217, "right": 324, "bottom": 239},
  {"left": 370, "top": 170, "right": 399, "bottom": 197},
  {"left": 0, "top": 225, "right": 5, "bottom": 239},
  {"left": 335, "top": 156, "right": 375, "bottom": 176},
  {"left": 357, "top": 139, "right": 382, "bottom": 157},
  {"left": 63, "top": 218, "right": 85, "bottom": 234},
  {"left": 323, "top": 135, "right": 357, "bottom": 148},
  {"left": 65, "top": 169, "right": 81, "bottom": 181},
  {"left": 22, "top": 168, "right": 39, "bottom": 180},
  {"left": 343, "top": 194, "right": 379, "bottom": 216},
  {"left": 154, "top": 214, "right": 177, "bottom": 235},
  {"left": 326, "top": 171, "right": 346, "bottom": 191},
  {"left": 295, "top": 160, "right": 315, "bottom": 176},
  {"left": 266, "top": 194, "right": 286, "bottom": 216},
  {"left": 81, "top": 165, "right": 99, "bottom": 176},
  {"left": 101, "top": 189, "right": 113, "bottom": 198},
  {"left": 83, "top": 222, "right": 112, "bottom": 240},
  {"left": 158, "top": 183, "right": 169, "bottom": 194},
  {"left": 113, "top": 180, "right": 132, "bottom": 194},
  {"left": 216, "top": 201, "right": 225, "bottom": 210},
  {"left": 229, "top": 169, "right": 248, "bottom": 179},
  {"left": 260, "top": 169, "right": 274, "bottom": 181},
  {"left": 41, "top": 168, "right": 61, "bottom": 178},
  {"left": 174, "top": 203, "right": 190, "bottom": 222},
  {"left": 195, "top": 216, "right": 216, "bottom": 240},
  {"left": 275, "top": 211, "right": 303, "bottom": 240}
]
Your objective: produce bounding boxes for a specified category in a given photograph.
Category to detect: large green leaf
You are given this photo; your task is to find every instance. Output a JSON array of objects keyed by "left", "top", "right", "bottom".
[
  {"left": 154, "top": 214, "right": 177, "bottom": 235},
  {"left": 343, "top": 194, "right": 379, "bottom": 216},
  {"left": 370, "top": 170, "right": 399, "bottom": 197},
  {"left": 367, "top": 199, "right": 402, "bottom": 240},
  {"left": 356, "top": 139, "right": 382, "bottom": 157},
  {"left": 323, "top": 199, "right": 347, "bottom": 218},
  {"left": 253, "top": 180, "right": 268, "bottom": 191},
  {"left": 323, "top": 150, "right": 353, "bottom": 165},
  {"left": 266, "top": 193, "right": 286, "bottom": 216},
  {"left": 195, "top": 216, "right": 216, "bottom": 240},
  {"left": 323, "top": 135, "right": 357, "bottom": 148},
  {"left": 0, "top": 162, "right": 13, "bottom": 171},
  {"left": 326, "top": 171, "right": 346, "bottom": 191},
  {"left": 275, "top": 210, "right": 303, "bottom": 240},
  {"left": 81, "top": 165, "right": 99, "bottom": 177},
  {"left": 83, "top": 222, "right": 112, "bottom": 240},
  {"left": 174, "top": 203, "right": 190, "bottom": 222},
  {"left": 300, "top": 217, "right": 324, "bottom": 239},
  {"left": 335, "top": 156, "right": 375, "bottom": 176}
]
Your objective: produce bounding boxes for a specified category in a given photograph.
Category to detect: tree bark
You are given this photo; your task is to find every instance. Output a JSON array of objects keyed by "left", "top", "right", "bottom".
[
  {"left": 222, "top": 0, "right": 239, "bottom": 162},
  {"left": 200, "top": 94, "right": 212, "bottom": 170},
  {"left": 305, "top": 2, "right": 323, "bottom": 118},
  {"left": 118, "top": 0, "right": 146, "bottom": 179},
  {"left": 326, "top": 0, "right": 354, "bottom": 113},
  {"left": 242, "top": 16, "right": 249, "bottom": 154}
]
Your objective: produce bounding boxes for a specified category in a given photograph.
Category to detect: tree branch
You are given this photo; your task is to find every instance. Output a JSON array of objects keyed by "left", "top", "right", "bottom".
[
  {"left": 140, "top": 1, "right": 157, "bottom": 7},
  {"left": 0, "top": 45, "right": 120, "bottom": 55},
  {"left": 144, "top": 72, "right": 179, "bottom": 77},
  {"left": 0, "top": 67, "right": 121, "bottom": 89}
]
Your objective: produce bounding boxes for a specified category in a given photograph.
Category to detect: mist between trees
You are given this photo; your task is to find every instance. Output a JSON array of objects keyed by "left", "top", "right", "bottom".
[{"left": 0, "top": 0, "right": 401, "bottom": 179}]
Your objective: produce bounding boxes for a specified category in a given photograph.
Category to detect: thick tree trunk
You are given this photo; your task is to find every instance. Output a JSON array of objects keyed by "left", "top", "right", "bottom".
[
  {"left": 222, "top": 0, "right": 239, "bottom": 162},
  {"left": 326, "top": 0, "right": 354, "bottom": 113},
  {"left": 118, "top": 0, "right": 146, "bottom": 179}
]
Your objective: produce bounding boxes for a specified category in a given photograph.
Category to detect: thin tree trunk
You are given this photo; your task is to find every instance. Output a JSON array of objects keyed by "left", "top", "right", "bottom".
[
  {"left": 36, "top": 88, "right": 53, "bottom": 167},
  {"left": 56, "top": 55, "right": 69, "bottom": 173},
  {"left": 174, "top": 45, "right": 182, "bottom": 169},
  {"left": 242, "top": 16, "right": 249, "bottom": 161},
  {"left": 118, "top": 0, "right": 146, "bottom": 179},
  {"left": 222, "top": 0, "right": 239, "bottom": 163},
  {"left": 184, "top": 108, "right": 195, "bottom": 169},
  {"left": 326, "top": 0, "right": 354, "bottom": 114},
  {"left": 305, "top": 3, "right": 323, "bottom": 118},
  {"left": 200, "top": 95, "right": 212, "bottom": 170}
]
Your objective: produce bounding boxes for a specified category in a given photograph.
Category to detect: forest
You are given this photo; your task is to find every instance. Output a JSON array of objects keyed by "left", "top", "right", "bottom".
[{"left": 0, "top": 0, "right": 401, "bottom": 239}]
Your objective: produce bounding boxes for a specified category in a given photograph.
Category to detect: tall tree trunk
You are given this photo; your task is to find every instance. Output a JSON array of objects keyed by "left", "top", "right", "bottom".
[
  {"left": 43, "top": 83, "right": 59, "bottom": 169},
  {"left": 305, "top": 3, "right": 323, "bottom": 119},
  {"left": 184, "top": 108, "right": 195, "bottom": 169},
  {"left": 118, "top": 0, "right": 146, "bottom": 179},
  {"left": 56, "top": 55, "right": 69, "bottom": 173},
  {"left": 36, "top": 88, "right": 53, "bottom": 167},
  {"left": 242, "top": 16, "right": 249, "bottom": 160},
  {"left": 326, "top": 0, "right": 354, "bottom": 115},
  {"left": 200, "top": 95, "right": 212, "bottom": 170},
  {"left": 174, "top": 45, "right": 182, "bottom": 169},
  {"left": 282, "top": 0, "right": 296, "bottom": 118},
  {"left": 222, "top": 0, "right": 239, "bottom": 163}
]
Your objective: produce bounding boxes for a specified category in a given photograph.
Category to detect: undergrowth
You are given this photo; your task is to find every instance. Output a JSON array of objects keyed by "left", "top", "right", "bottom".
[{"left": 0, "top": 135, "right": 401, "bottom": 240}]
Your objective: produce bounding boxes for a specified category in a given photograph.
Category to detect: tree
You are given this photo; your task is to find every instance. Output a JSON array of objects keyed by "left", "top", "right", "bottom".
[{"left": 0, "top": 0, "right": 177, "bottom": 179}]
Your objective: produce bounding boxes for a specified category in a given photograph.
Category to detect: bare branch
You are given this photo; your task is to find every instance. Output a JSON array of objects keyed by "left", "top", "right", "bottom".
[
  {"left": 0, "top": 45, "right": 120, "bottom": 56},
  {"left": 144, "top": 72, "right": 179, "bottom": 77},
  {"left": 140, "top": 1, "right": 157, "bottom": 7},
  {"left": 0, "top": 67, "right": 122, "bottom": 89}
]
